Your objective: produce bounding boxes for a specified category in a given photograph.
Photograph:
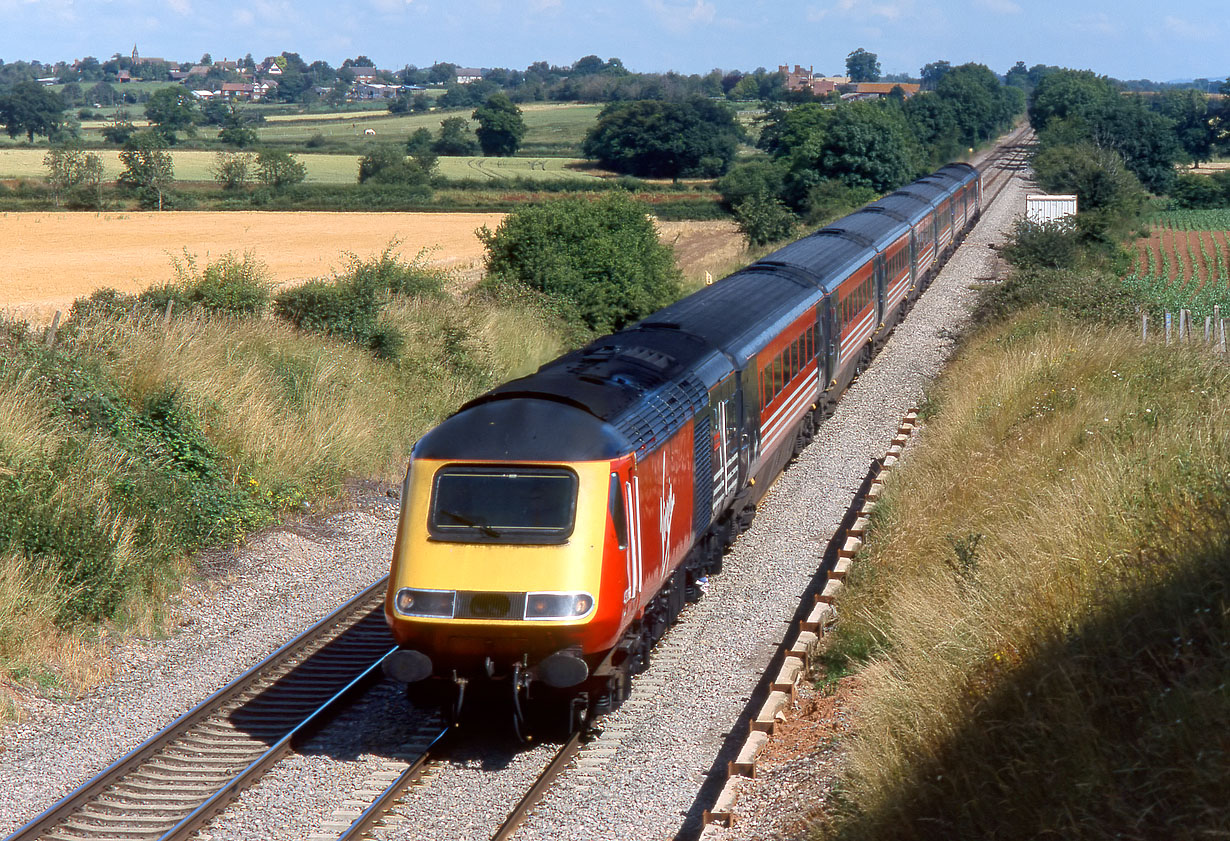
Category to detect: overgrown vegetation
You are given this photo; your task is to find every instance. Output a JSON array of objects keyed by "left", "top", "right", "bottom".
[
  {"left": 0, "top": 248, "right": 570, "bottom": 709},
  {"left": 809, "top": 76, "right": 1230, "bottom": 839},
  {"left": 818, "top": 316, "right": 1230, "bottom": 840}
]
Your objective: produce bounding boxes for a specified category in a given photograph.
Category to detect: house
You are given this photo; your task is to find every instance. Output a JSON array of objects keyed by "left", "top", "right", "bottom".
[
  {"left": 455, "top": 67, "right": 483, "bottom": 84},
  {"left": 779, "top": 65, "right": 848, "bottom": 97},
  {"left": 220, "top": 82, "right": 255, "bottom": 100},
  {"left": 354, "top": 82, "right": 400, "bottom": 100}
]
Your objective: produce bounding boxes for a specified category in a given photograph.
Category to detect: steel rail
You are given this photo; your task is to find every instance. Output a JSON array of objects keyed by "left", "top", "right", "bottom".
[
  {"left": 6, "top": 576, "right": 394, "bottom": 841},
  {"left": 490, "top": 732, "right": 584, "bottom": 841}
]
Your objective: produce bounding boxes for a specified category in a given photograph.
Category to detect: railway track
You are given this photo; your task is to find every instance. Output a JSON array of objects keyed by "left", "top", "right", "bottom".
[
  {"left": 6, "top": 579, "right": 398, "bottom": 841},
  {"left": 979, "top": 124, "right": 1034, "bottom": 207},
  {"left": 7, "top": 128, "right": 1036, "bottom": 841}
]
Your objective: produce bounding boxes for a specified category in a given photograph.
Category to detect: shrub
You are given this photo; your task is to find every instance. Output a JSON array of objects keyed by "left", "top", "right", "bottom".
[
  {"left": 140, "top": 252, "right": 272, "bottom": 317},
  {"left": 1000, "top": 218, "right": 1081, "bottom": 270},
  {"left": 732, "top": 192, "right": 796, "bottom": 246},
  {"left": 274, "top": 276, "right": 380, "bottom": 343},
  {"left": 478, "top": 191, "right": 683, "bottom": 334}
]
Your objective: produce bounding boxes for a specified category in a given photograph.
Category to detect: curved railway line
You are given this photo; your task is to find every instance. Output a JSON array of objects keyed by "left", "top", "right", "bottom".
[{"left": 5, "top": 127, "right": 1034, "bottom": 841}]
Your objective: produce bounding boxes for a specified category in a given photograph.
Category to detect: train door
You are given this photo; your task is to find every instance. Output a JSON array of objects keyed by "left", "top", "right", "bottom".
[
  {"left": 735, "top": 367, "right": 756, "bottom": 485},
  {"left": 908, "top": 229, "right": 918, "bottom": 289},
  {"left": 873, "top": 252, "right": 886, "bottom": 328},
  {"left": 707, "top": 375, "right": 740, "bottom": 516},
  {"left": 615, "top": 460, "right": 643, "bottom": 614},
  {"left": 822, "top": 296, "right": 839, "bottom": 387}
]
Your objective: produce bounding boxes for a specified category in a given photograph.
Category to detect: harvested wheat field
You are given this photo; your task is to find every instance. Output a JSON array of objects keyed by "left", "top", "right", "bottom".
[
  {"left": 3, "top": 212, "right": 745, "bottom": 323},
  {"left": 1, "top": 211, "right": 506, "bottom": 322}
]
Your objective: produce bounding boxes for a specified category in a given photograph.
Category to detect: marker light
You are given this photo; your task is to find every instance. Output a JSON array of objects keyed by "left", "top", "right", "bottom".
[
  {"left": 524, "top": 592, "right": 595, "bottom": 621},
  {"left": 394, "top": 588, "right": 456, "bottom": 618}
]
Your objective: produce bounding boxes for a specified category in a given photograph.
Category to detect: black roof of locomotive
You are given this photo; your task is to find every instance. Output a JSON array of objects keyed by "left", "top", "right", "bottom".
[{"left": 419, "top": 324, "right": 732, "bottom": 461}]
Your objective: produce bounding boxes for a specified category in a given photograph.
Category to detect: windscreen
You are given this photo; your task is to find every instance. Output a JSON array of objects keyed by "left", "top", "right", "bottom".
[{"left": 429, "top": 465, "right": 579, "bottom": 544}]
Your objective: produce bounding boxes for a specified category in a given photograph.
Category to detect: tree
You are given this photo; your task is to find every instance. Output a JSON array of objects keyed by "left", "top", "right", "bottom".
[
  {"left": 1155, "top": 89, "right": 1214, "bottom": 167},
  {"left": 357, "top": 143, "right": 434, "bottom": 192},
  {"left": 432, "top": 116, "right": 479, "bottom": 156},
  {"left": 118, "top": 131, "right": 174, "bottom": 210},
  {"left": 846, "top": 48, "right": 881, "bottom": 83},
  {"left": 0, "top": 81, "right": 66, "bottom": 141},
  {"left": 101, "top": 111, "right": 136, "bottom": 145},
  {"left": 472, "top": 93, "right": 526, "bottom": 156},
  {"left": 1028, "top": 69, "right": 1117, "bottom": 132},
  {"left": 405, "top": 128, "right": 438, "bottom": 171},
  {"left": 733, "top": 192, "right": 796, "bottom": 247},
  {"left": 785, "top": 101, "right": 920, "bottom": 197},
  {"left": 920, "top": 61, "right": 951, "bottom": 91},
  {"left": 144, "top": 86, "right": 198, "bottom": 143},
  {"left": 217, "top": 107, "right": 258, "bottom": 147},
  {"left": 211, "top": 151, "right": 254, "bottom": 190},
  {"left": 582, "top": 98, "right": 743, "bottom": 179},
  {"left": 255, "top": 149, "right": 307, "bottom": 188},
  {"left": 44, "top": 145, "right": 103, "bottom": 207},
  {"left": 87, "top": 81, "right": 118, "bottom": 106},
  {"left": 478, "top": 191, "right": 682, "bottom": 333}
]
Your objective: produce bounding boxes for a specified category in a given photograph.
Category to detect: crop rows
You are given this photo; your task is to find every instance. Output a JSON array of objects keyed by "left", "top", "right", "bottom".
[{"left": 1124, "top": 213, "right": 1230, "bottom": 316}]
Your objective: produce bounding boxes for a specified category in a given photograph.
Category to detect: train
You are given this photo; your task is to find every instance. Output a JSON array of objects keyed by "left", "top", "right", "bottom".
[{"left": 382, "top": 162, "right": 982, "bottom": 737}]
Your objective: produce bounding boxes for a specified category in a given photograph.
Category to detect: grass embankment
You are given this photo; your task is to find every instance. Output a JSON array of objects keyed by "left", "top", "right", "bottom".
[
  {"left": 0, "top": 253, "right": 569, "bottom": 718},
  {"left": 816, "top": 310, "right": 1229, "bottom": 837}
]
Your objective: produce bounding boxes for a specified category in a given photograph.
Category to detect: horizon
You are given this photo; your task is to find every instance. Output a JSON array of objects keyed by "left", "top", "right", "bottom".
[{"left": 0, "top": 0, "right": 1225, "bottom": 86}]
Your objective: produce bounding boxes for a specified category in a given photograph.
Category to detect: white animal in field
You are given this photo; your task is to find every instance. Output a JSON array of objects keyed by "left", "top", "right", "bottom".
[{"left": 364, "top": 128, "right": 376, "bottom": 136}]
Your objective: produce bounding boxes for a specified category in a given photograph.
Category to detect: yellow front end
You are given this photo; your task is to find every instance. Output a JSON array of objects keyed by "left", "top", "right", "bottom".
[{"left": 385, "top": 457, "right": 620, "bottom": 675}]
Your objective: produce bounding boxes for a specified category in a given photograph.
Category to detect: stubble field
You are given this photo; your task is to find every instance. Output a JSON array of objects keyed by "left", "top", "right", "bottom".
[{"left": 2, "top": 212, "right": 742, "bottom": 321}]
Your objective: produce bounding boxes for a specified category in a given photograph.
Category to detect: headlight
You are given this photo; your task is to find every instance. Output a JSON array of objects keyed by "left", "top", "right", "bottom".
[
  {"left": 394, "top": 588, "right": 455, "bottom": 618},
  {"left": 524, "top": 592, "right": 595, "bottom": 621}
]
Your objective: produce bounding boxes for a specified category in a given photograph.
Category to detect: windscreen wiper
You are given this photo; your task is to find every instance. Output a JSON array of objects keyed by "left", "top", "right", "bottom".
[{"left": 438, "top": 509, "right": 501, "bottom": 538}]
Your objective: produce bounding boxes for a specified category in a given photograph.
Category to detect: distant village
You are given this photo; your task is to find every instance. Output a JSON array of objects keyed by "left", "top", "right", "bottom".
[
  {"left": 36, "top": 46, "right": 922, "bottom": 106},
  {"left": 44, "top": 45, "right": 484, "bottom": 104}
]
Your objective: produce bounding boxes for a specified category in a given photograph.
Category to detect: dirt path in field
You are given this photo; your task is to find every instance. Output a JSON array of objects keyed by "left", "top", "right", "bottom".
[
  {"left": 3, "top": 212, "right": 744, "bottom": 323},
  {"left": 1, "top": 211, "right": 505, "bottom": 322}
]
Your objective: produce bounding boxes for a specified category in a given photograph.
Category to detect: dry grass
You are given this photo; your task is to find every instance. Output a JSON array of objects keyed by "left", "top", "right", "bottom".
[{"left": 819, "top": 311, "right": 1230, "bottom": 840}]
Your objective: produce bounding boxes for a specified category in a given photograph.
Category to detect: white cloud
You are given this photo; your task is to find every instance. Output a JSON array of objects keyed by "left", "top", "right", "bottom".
[
  {"left": 644, "top": 0, "right": 716, "bottom": 33},
  {"left": 807, "top": 0, "right": 911, "bottom": 23},
  {"left": 1163, "top": 15, "right": 1217, "bottom": 41},
  {"left": 1070, "top": 12, "right": 1118, "bottom": 37},
  {"left": 976, "top": 0, "right": 1020, "bottom": 14},
  {"left": 530, "top": 0, "right": 561, "bottom": 11},
  {"left": 166, "top": 0, "right": 191, "bottom": 14}
]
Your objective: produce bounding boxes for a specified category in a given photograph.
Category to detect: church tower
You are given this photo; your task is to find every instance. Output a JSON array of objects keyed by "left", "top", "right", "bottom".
[{"left": 131, "top": 44, "right": 139, "bottom": 65}]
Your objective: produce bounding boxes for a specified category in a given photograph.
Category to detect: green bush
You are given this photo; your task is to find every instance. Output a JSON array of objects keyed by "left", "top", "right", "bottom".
[
  {"left": 273, "top": 245, "right": 445, "bottom": 348},
  {"left": 733, "top": 192, "right": 796, "bottom": 246},
  {"left": 1001, "top": 218, "right": 1082, "bottom": 270},
  {"left": 478, "top": 191, "right": 683, "bottom": 334},
  {"left": 139, "top": 252, "right": 272, "bottom": 317},
  {"left": 274, "top": 276, "right": 380, "bottom": 343}
]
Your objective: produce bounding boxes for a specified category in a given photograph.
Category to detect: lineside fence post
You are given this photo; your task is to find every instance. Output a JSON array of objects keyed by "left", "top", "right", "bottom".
[
  {"left": 1141, "top": 312, "right": 1148, "bottom": 343},
  {"left": 44, "top": 310, "right": 61, "bottom": 348},
  {"left": 1166, "top": 312, "right": 1172, "bottom": 345}
]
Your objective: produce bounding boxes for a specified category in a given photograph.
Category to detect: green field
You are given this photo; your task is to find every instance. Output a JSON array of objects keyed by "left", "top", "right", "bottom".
[
  {"left": 252, "top": 102, "right": 602, "bottom": 152},
  {"left": 0, "top": 148, "right": 596, "bottom": 184},
  {"left": 3, "top": 100, "right": 602, "bottom": 157}
]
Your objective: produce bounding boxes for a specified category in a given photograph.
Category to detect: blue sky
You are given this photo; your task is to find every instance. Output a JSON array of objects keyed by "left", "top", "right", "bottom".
[{"left": 0, "top": 0, "right": 1224, "bottom": 83}]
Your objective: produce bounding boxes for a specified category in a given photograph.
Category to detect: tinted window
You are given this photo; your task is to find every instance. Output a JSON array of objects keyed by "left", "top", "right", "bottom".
[{"left": 430, "top": 465, "right": 578, "bottom": 544}]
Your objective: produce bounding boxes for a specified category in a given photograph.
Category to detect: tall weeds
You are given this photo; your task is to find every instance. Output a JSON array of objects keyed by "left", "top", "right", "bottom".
[
  {"left": 820, "top": 312, "right": 1230, "bottom": 840},
  {"left": 0, "top": 253, "right": 569, "bottom": 714}
]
